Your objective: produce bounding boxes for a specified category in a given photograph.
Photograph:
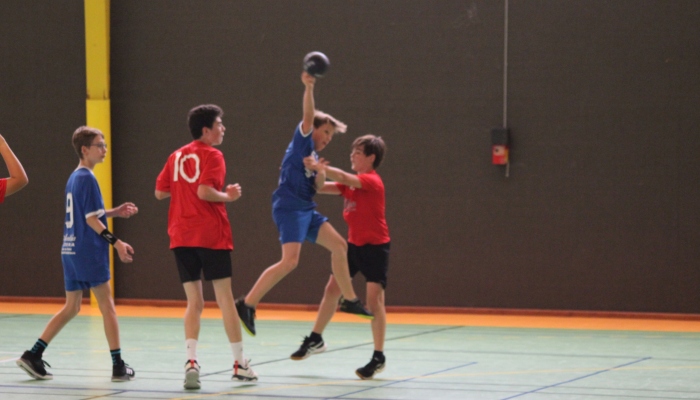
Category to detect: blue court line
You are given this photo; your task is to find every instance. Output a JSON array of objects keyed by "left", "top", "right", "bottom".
[
  {"left": 83, "top": 389, "right": 126, "bottom": 399},
  {"left": 202, "top": 325, "right": 462, "bottom": 377},
  {"left": 0, "top": 315, "right": 25, "bottom": 320},
  {"left": 499, "top": 356, "right": 652, "bottom": 400},
  {"left": 331, "top": 361, "right": 478, "bottom": 399}
]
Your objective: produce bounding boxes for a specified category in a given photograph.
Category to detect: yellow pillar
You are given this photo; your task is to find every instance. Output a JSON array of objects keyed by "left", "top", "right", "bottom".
[{"left": 84, "top": 0, "right": 113, "bottom": 305}]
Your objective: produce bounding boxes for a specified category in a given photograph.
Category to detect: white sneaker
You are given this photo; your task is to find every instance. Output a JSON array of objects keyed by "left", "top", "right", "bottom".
[
  {"left": 232, "top": 359, "right": 258, "bottom": 382},
  {"left": 184, "top": 359, "right": 201, "bottom": 389}
]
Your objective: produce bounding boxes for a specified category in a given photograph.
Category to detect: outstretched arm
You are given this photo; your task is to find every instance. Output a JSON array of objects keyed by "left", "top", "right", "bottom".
[
  {"left": 197, "top": 183, "right": 242, "bottom": 202},
  {"left": 318, "top": 158, "right": 362, "bottom": 189},
  {"left": 318, "top": 182, "right": 341, "bottom": 195},
  {"left": 312, "top": 163, "right": 341, "bottom": 195},
  {"left": 0, "top": 134, "right": 28, "bottom": 196},
  {"left": 304, "top": 156, "right": 351, "bottom": 194},
  {"left": 106, "top": 202, "right": 139, "bottom": 218},
  {"left": 301, "top": 72, "right": 316, "bottom": 133},
  {"left": 312, "top": 160, "right": 327, "bottom": 191},
  {"left": 322, "top": 163, "right": 363, "bottom": 189}
]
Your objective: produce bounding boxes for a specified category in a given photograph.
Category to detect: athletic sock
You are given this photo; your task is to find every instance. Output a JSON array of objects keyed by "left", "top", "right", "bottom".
[
  {"left": 30, "top": 339, "right": 48, "bottom": 356},
  {"left": 309, "top": 332, "right": 323, "bottom": 343},
  {"left": 373, "top": 350, "right": 385, "bottom": 362},
  {"left": 110, "top": 348, "right": 123, "bottom": 366},
  {"left": 186, "top": 338, "right": 198, "bottom": 361},
  {"left": 231, "top": 341, "right": 244, "bottom": 364}
]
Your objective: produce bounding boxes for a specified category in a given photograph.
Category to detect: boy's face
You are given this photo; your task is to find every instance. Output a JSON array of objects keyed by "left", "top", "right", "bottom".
[
  {"left": 202, "top": 117, "right": 225, "bottom": 146},
  {"left": 312, "top": 122, "right": 335, "bottom": 152},
  {"left": 83, "top": 135, "right": 107, "bottom": 164},
  {"left": 350, "top": 145, "right": 375, "bottom": 173}
]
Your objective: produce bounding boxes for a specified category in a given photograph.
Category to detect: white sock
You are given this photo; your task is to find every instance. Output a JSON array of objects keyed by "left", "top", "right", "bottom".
[
  {"left": 231, "top": 341, "right": 244, "bottom": 364},
  {"left": 186, "top": 338, "right": 198, "bottom": 361}
]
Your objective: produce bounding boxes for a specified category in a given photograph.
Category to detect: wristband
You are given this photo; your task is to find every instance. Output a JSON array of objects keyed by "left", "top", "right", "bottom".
[{"left": 100, "top": 229, "right": 118, "bottom": 245}]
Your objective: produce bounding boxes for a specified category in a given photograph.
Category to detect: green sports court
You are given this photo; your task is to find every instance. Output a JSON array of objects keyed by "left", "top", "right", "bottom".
[{"left": 2, "top": 304, "right": 699, "bottom": 399}]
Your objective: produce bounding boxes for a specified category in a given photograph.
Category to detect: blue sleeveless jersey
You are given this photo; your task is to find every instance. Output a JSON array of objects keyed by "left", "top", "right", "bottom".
[
  {"left": 272, "top": 123, "right": 318, "bottom": 211},
  {"left": 60, "top": 167, "right": 110, "bottom": 283}
]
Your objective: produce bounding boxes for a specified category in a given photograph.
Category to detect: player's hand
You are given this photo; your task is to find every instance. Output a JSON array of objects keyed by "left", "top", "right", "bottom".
[
  {"left": 115, "top": 202, "right": 138, "bottom": 218},
  {"left": 115, "top": 240, "right": 134, "bottom": 263},
  {"left": 225, "top": 183, "right": 242, "bottom": 202},
  {"left": 301, "top": 71, "right": 316, "bottom": 87},
  {"left": 304, "top": 156, "right": 328, "bottom": 171},
  {"left": 303, "top": 155, "right": 318, "bottom": 170},
  {"left": 314, "top": 157, "right": 330, "bottom": 173}
]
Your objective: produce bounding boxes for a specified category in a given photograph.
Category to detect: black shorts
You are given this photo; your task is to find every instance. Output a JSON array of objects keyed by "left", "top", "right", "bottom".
[
  {"left": 348, "top": 242, "right": 390, "bottom": 289},
  {"left": 173, "top": 247, "right": 232, "bottom": 283}
]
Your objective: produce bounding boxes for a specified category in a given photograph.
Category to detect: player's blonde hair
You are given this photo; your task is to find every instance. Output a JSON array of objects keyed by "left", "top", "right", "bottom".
[{"left": 313, "top": 110, "right": 347, "bottom": 134}]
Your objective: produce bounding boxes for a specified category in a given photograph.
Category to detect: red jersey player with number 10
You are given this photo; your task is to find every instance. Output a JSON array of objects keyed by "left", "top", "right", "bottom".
[{"left": 155, "top": 104, "right": 257, "bottom": 388}]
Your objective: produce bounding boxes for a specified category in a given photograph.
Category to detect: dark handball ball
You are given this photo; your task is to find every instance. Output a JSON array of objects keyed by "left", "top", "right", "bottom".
[{"left": 303, "top": 51, "right": 330, "bottom": 77}]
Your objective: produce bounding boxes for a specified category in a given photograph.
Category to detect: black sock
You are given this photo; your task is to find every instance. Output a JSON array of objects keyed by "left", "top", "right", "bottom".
[
  {"left": 30, "top": 339, "right": 48, "bottom": 357},
  {"left": 110, "top": 348, "right": 122, "bottom": 366},
  {"left": 373, "top": 350, "right": 385, "bottom": 361},
  {"left": 310, "top": 332, "right": 323, "bottom": 342}
]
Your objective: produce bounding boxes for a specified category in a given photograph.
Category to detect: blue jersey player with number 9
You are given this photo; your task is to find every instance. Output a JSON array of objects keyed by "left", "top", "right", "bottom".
[{"left": 17, "top": 126, "right": 138, "bottom": 382}]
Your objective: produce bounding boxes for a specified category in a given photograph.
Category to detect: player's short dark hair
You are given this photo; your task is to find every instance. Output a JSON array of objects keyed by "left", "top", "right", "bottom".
[
  {"left": 72, "top": 126, "right": 103, "bottom": 159},
  {"left": 188, "top": 104, "right": 223, "bottom": 139},
  {"left": 352, "top": 134, "right": 386, "bottom": 169}
]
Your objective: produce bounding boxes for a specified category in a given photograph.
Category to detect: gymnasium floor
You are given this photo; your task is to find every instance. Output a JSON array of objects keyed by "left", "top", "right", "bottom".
[{"left": 1, "top": 302, "right": 699, "bottom": 399}]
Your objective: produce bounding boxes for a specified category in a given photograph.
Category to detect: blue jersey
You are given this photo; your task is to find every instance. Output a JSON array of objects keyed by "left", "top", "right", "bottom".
[
  {"left": 272, "top": 123, "right": 318, "bottom": 211},
  {"left": 60, "top": 167, "right": 110, "bottom": 283}
]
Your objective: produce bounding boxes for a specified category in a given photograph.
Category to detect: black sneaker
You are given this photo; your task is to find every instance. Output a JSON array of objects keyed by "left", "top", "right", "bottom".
[
  {"left": 112, "top": 360, "right": 135, "bottom": 382},
  {"left": 235, "top": 297, "right": 256, "bottom": 336},
  {"left": 355, "top": 356, "right": 385, "bottom": 380},
  {"left": 290, "top": 336, "right": 327, "bottom": 360},
  {"left": 16, "top": 351, "right": 53, "bottom": 380},
  {"left": 339, "top": 298, "right": 374, "bottom": 319}
]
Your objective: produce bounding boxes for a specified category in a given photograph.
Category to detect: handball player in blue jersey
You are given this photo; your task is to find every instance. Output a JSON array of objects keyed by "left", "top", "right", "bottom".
[
  {"left": 236, "top": 72, "right": 373, "bottom": 336},
  {"left": 17, "top": 127, "right": 138, "bottom": 382}
]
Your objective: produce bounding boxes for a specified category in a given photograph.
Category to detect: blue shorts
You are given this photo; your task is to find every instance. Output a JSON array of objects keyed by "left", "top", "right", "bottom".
[
  {"left": 273, "top": 208, "right": 328, "bottom": 244},
  {"left": 64, "top": 279, "right": 109, "bottom": 292}
]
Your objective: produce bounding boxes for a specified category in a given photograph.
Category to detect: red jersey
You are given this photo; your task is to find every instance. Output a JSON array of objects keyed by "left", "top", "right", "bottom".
[
  {"left": 0, "top": 178, "right": 6, "bottom": 204},
  {"left": 156, "top": 141, "right": 233, "bottom": 250},
  {"left": 336, "top": 171, "right": 390, "bottom": 246}
]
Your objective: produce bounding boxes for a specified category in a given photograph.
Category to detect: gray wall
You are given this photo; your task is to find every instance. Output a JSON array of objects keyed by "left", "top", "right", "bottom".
[
  {"left": 0, "top": 0, "right": 86, "bottom": 297},
  {"left": 1, "top": 0, "right": 699, "bottom": 313}
]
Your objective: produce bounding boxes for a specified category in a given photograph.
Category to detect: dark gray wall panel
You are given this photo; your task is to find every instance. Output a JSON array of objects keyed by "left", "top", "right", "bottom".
[
  {"left": 2, "top": 1, "right": 698, "bottom": 313},
  {"left": 109, "top": 0, "right": 505, "bottom": 305},
  {"left": 0, "top": 0, "right": 85, "bottom": 297}
]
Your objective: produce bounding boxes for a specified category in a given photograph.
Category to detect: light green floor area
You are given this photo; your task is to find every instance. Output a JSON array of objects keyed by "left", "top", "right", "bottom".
[{"left": 1, "top": 313, "right": 699, "bottom": 399}]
